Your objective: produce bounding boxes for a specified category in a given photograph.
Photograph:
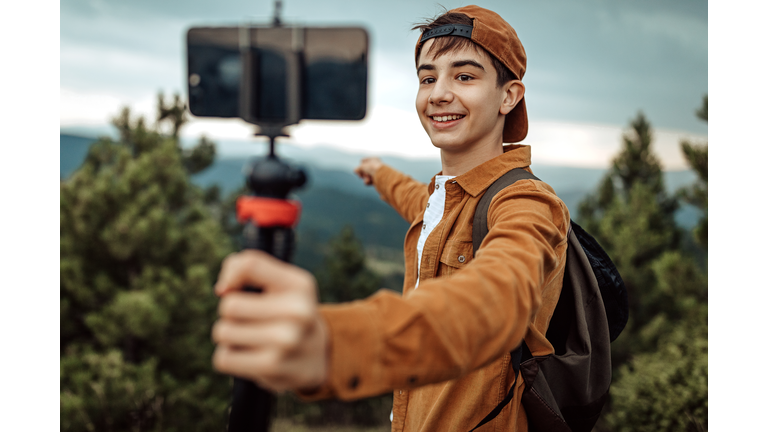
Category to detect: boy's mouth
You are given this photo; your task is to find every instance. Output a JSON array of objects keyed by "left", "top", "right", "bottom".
[{"left": 430, "top": 114, "right": 465, "bottom": 123}]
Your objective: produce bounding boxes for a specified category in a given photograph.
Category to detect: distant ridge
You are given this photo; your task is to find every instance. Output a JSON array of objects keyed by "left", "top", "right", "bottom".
[{"left": 60, "top": 133, "right": 701, "bottom": 228}]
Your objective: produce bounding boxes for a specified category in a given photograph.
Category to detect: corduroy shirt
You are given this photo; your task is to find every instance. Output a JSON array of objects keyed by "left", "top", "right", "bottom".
[{"left": 300, "top": 145, "right": 570, "bottom": 432}]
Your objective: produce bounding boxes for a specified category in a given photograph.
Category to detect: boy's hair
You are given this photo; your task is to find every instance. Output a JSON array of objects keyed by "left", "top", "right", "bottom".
[
  {"left": 412, "top": 12, "right": 515, "bottom": 88},
  {"left": 411, "top": 5, "right": 529, "bottom": 143}
]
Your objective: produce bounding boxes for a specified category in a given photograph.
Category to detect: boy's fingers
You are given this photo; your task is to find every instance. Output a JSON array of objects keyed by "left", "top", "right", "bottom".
[
  {"left": 212, "top": 319, "right": 303, "bottom": 350},
  {"left": 213, "top": 342, "right": 323, "bottom": 392},
  {"left": 215, "top": 250, "right": 315, "bottom": 296},
  {"left": 217, "top": 292, "right": 315, "bottom": 322},
  {"left": 213, "top": 344, "right": 280, "bottom": 381}
]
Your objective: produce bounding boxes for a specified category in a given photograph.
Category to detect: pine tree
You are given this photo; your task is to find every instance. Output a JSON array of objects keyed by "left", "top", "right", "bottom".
[
  {"left": 316, "top": 225, "right": 382, "bottom": 303},
  {"left": 578, "top": 112, "right": 680, "bottom": 337},
  {"left": 60, "top": 95, "right": 232, "bottom": 431},
  {"left": 592, "top": 103, "right": 708, "bottom": 432},
  {"left": 678, "top": 95, "right": 708, "bottom": 248}
]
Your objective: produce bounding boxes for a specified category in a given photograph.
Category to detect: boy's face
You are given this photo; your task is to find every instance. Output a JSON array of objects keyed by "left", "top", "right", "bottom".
[{"left": 415, "top": 39, "right": 519, "bottom": 155}]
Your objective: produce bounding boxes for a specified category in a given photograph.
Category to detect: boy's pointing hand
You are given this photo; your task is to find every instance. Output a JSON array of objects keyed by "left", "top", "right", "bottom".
[
  {"left": 212, "top": 250, "right": 329, "bottom": 392},
  {"left": 354, "top": 157, "right": 384, "bottom": 185}
]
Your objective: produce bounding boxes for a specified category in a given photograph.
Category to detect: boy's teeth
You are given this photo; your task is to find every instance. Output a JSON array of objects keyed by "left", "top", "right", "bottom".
[{"left": 433, "top": 115, "right": 462, "bottom": 122}]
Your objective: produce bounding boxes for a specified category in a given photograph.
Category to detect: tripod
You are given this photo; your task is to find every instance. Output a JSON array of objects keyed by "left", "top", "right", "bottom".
[{"left": 227, "top": 126, "right": 307, "bottom": 432}]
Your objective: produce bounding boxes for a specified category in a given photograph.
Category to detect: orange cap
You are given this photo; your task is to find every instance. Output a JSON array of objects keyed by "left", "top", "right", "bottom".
[{"left": 415, "top": 5, "right": 528, "bottom": 143}]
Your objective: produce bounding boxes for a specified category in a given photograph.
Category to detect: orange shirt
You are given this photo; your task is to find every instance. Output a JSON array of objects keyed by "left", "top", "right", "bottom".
[{"left": 300, "top": 145, "right": 569, "bottom": 431}]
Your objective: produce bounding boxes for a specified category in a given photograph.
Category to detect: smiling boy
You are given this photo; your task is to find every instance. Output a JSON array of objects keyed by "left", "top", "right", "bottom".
[{"left": 212, "top": 5, "right": 569, "bottom": 431}]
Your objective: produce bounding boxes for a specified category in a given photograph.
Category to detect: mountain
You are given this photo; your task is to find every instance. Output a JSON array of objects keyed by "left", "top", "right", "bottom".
[{"left": 61, "top": 133, "right": 702, "bottom": 244}]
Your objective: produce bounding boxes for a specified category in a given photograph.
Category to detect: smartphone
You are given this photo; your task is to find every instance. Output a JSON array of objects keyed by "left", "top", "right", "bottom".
[{"left": 186, "top": 26, "right": 368, "bottom": 123}]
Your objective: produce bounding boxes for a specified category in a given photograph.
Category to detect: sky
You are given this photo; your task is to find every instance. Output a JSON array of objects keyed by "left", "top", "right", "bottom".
[{"left": 60, "top": 0, "right": 708, "bottom": 169}]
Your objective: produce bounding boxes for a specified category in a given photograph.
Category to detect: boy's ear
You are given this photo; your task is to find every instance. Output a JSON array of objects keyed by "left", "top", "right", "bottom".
[{"left": 500, "top": 80, "right": 525, "bottom": 116}]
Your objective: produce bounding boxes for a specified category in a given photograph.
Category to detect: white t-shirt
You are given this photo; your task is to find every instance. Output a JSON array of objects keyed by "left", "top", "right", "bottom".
[
  {"left": 415, "top": 175, "right": 456, "bottom": 289},
  {"left": 391, "top": 175, "right": 456, "bottom": 422}
]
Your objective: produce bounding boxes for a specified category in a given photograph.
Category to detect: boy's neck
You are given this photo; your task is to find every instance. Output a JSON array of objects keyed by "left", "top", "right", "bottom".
[{"left": 440, "top": 141, "right": 504, "bottom": 177}]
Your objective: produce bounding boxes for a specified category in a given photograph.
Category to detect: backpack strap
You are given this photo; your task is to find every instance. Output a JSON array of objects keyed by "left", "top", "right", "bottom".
[
  {"left": 468, "top": 168, "right": 540, "bottom": 432},
  {"left": 468, "top": 347, "right": 522, "bottom": 431},
  {"left": 471, "top": 168, "right": 541, "bottom": 254}
]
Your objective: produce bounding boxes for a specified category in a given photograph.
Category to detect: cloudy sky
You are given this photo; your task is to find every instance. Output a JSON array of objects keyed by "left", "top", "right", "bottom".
[{"left": 61, "top": 0, "right": 708, "bottom": 169}]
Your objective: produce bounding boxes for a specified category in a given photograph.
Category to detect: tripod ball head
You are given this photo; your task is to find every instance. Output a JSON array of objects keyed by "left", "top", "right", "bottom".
[{"left": 244, "top": 155, "right": 307, "bottom": 198}]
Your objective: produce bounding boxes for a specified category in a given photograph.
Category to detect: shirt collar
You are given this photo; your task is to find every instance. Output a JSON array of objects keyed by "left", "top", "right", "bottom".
[
  {"left": 453, "top": 145, "right": 533, "bottom": 197},
  {"left": 426, "top": 145, "right": 532, "bottom": 196}
]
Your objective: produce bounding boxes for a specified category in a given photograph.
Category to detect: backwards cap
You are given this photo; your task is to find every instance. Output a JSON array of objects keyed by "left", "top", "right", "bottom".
[{"left": 415, "top": 5, "right": 528, "bottom": 143}]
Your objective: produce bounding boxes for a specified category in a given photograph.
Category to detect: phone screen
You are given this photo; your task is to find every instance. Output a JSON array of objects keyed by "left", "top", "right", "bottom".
[{"left": 186, "top": 26, "right": 368, "bottom": 123}]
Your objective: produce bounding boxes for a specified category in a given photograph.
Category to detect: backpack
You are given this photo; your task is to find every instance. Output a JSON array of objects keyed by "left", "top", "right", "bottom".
[{"left": 469, "top": 168, "right": 629, "bottom": 432}]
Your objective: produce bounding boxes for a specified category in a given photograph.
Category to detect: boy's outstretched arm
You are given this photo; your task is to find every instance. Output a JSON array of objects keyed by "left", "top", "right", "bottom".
[
  {"left": 211, "top": 250, "right": 329, "bottom": 392},
  {"left": 354, "top": 157, "right": 430, "bottom": 224}
]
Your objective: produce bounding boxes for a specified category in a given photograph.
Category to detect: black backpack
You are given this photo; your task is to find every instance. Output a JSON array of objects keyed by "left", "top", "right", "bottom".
[{"left": 469, "top": 168, "right": 629, "bottom": 432}]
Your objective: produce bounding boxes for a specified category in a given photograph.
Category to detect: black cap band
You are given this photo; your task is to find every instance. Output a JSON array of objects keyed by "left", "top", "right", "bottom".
[{"left": 419, "top": 24, "right": 473, "bottom": 44}]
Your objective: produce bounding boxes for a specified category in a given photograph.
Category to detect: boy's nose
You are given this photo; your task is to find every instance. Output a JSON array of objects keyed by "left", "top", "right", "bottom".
[{"left": 429, "top": 80, "right": 454, "bottom": 105}]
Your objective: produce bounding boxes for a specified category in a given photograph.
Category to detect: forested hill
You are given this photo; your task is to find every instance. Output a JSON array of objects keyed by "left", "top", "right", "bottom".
[{"left": 61, "top": 133, "right": 701, "bottom": 229}]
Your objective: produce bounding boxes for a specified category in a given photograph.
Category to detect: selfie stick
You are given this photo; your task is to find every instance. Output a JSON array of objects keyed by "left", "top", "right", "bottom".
[
  {"left": 229, "top": 129, "right": 306, "bottom": 432},
  {"left": 227, "top": 3, "right": 307, "bottom": 431}
]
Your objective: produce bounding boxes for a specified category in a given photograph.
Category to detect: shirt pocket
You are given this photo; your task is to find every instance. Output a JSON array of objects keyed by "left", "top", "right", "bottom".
[{"left": 438, "top": 240, "right": 474, "bottom": 277}]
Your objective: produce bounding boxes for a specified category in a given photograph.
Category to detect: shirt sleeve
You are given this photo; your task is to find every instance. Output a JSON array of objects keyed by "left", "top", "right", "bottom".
[
  {"left": 372, "top": 165, "right": 429, "bottom": 224},
  {"left": 297, "top": 178, "right": 569, "bottom": 402}
]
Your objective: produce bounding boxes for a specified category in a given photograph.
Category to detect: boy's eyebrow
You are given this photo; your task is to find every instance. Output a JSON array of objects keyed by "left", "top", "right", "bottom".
[
  {"left": 416, "top": 59, "right": 485, "bottom": 74},
  {"left": 417, "top": 64, "right": 435, "bottom": 73},
  {"left": 451, "top": 59, "right": 485, "bottom": 71}
]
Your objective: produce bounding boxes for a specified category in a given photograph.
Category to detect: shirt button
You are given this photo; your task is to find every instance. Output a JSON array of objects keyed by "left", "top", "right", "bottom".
[
  {"left": 458, "top": 255, "right": 466, "bottom": 263},
  {"left": 422, "top": 225, "right": 426, "bottom": 230},
  {"left": 435, "top": 184, "right": 440, "bottom": 189},
  {"left": 426, "top": 203, "right": 430, "bottom": 208},
  {"left": 349, "top": 376, "right": 360, "bottom": 389},
  {"left": 399, "top": 390, "right": 403, "bottom": 395}
]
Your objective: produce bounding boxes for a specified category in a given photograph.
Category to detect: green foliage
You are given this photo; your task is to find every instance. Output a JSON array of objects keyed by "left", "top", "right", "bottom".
[
  {"left": 157, "top": 92, "right": 189, "bottom": 138},
  {"left": 276, "top": 393, "right": 393, "bottom": 428},
  {"left": 579, "top": 112, "right": 682, "bottom": 347},
  {"left": 678, "top": 95, "right": 708, "bottom": 248},
  {"left": 612, "top": 112, "right": 666, "bottom": 196},
  {"left": 184, "top": 135, "right": 217, "bottom": 175},
  {"left": 60, "top": 97, "right": 232, "bottom": 431},
  {"left": 605, "top": 310, "right": 707, "bottom": 432},
  {"left": 581, "top": 106, "right": 708, "bottom": 431},
  {"left": 315, "top": 226, "right": 382, "bottom": 303},
  {"left": 579, "top": 112, "right": 679, "bottom": 248}
]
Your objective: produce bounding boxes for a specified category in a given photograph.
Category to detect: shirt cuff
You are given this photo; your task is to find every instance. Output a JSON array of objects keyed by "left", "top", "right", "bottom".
[{"left": 295, "top": 299, "right": 385, "bottom": 401}]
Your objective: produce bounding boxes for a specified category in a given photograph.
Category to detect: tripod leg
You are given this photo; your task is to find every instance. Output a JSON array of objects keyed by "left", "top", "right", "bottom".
[{"left": 229, "top": 378, "right": 273, "bottom": 431}]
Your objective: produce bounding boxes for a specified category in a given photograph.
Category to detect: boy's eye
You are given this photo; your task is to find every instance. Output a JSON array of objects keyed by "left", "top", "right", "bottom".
[
  {"left": 457, "top": 74, "right": 473, "bottom": 82},
  {"left": 421, "top": 77, "right": 436, "bottom": 85}
]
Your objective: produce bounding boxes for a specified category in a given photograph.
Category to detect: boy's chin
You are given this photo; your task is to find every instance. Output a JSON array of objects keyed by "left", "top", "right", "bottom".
[{"left": 430, "top": 139, "right": 468, "bottom": 153}]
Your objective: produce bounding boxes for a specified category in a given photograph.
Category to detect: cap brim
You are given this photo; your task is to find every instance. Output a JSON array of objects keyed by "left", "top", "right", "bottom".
[{"left": 502, "top": 97, "right": 528, "bottom": 143}]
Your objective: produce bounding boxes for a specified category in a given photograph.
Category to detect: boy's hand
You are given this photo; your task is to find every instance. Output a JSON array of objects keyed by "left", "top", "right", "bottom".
[
  {"left": 354, "top": 157, "right": 384, "bottom": 185},
  {"left": 211, "top": 250, "right": 328, "bottom": 392}
]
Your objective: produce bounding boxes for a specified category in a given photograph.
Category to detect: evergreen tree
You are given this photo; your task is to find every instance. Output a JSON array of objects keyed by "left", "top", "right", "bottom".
[
  {"left": 316, "top": 225, "right": 382, "bottom": 303},
  {"left": 60, "top": 95, "right": 232, "bottom": 431},
  {"left": 579, "top": 112, "right": 680, "bottom": 340},
  {"left": 678, "top": 95, "right": 708, "bottom": 248},
  {"left": 605, "top": 312, "right": 707, "bottom": 432},
  {"left": 588, "top": 103, "right": 708, "bottom": 431}
]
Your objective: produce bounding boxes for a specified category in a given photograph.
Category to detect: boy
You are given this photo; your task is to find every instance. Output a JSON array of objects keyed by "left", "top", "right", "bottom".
[{"left": 212, "top": 5, "right": 569, "bottom": 431}]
